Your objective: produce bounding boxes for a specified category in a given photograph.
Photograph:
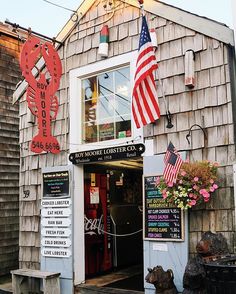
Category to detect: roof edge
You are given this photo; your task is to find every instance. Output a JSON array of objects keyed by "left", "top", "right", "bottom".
[{"left": 127, "top": 0, "right": 234, "bottom": 46}]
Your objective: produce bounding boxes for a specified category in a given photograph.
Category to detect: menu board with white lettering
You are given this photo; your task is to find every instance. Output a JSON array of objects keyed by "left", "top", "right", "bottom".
[{"left": 143, "top": 175, "right": 184, "bottom": 241}]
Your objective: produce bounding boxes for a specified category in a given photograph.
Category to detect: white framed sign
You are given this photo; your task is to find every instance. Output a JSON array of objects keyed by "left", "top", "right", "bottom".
[
  {"left": 42, "top": 248, "right": 72, "bottom": 258},
  {"left": 41, "top": 238, "right": 72, "bottom": 248},
  {"left": 41, "top": 228, "right": 71, "bottom": 237},
  {"left": 41, "top": 199, "right": 71, "bottom": 208},
  {"left": 41, "top": 208, "right": 71, "bottom": 217},
  {"left": 41, "top": 218, "right": 71, "bottom": 227}
]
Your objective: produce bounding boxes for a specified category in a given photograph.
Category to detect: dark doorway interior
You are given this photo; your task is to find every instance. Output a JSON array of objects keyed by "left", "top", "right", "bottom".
[{"left": 84, "top": 162, "right": 143, "bottom": 279}]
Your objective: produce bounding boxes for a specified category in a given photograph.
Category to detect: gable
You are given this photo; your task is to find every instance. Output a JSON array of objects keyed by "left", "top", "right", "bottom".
[{"left": 13, "top": 0, "right": 234, "bottom": 103}]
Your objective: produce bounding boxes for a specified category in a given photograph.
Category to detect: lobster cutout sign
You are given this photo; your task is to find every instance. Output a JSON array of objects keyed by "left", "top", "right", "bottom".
[{"left": 20, "top": 36, "right": 62, "bottom": 154}]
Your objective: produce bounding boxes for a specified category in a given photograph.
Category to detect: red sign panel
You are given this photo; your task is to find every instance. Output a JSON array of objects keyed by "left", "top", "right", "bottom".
[{"left": 20, "top": 36, "right": 62, "bottom": 154}]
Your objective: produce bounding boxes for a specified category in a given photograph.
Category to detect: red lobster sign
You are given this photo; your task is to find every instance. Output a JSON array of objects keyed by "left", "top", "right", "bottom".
[{"left": 20, "top": 36, "right": 62, "bottom": 154}]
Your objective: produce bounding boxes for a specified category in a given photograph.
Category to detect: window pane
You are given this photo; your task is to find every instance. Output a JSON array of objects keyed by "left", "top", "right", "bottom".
[
  {"left": 84, "top": 100, "right": 97, "bottom": 123},
  {"left": 115, "top": 114, "right": 131, "bottom": 139},
  {"left": 83, "top": 122, "right": 98, "bottom": 143},
  {"left": 81, "top": 66, "right": 131, "bottom": 144},
  {"left": 97, "top": 95, "right": 114, "bottom": 119},
  {"left": 98, "top": 72, "right": 114, "bottom": 96},
  {"left": 82, "top": 77, "right": 97, "bottom": 102},
  {"left": 114, "top": 67, "right": 131, "bottom": 118},
  {"left": 115, "top": 68, "right": 130, "bottom": 96},
  {"left": 99, "top": 122, "right": 115, "bottom": 141}
]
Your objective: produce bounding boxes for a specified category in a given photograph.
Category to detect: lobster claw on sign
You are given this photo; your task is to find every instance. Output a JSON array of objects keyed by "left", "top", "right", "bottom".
[{"left": 20, "top": 36, "right": 41, "bottom": 88}]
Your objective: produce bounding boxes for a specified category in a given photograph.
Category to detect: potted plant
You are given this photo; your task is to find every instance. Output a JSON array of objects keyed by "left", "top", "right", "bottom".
[{"left": 157, "top": 161, "right": 219, "bottom": 209}]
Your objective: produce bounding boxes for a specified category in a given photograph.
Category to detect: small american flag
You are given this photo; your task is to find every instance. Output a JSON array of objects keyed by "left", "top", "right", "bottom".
[
  {"left": 164, "top": 141, "right": 176, "bottom": 164},
  {"left": 163, "top": 151, "right": 183, "bottom": 184},
  {"left": 132, "top": 15, "right": 160, "bottom": 129}
]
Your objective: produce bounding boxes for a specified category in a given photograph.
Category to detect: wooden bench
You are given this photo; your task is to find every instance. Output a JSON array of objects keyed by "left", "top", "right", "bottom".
[{"left": 11, "top": 269, "right": 60, "bottom": 294}]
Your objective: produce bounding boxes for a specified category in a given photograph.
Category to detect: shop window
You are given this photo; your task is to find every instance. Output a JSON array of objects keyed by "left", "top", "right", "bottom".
[{"left": 81, "top": 67, "right": 131, "bottom": 144}]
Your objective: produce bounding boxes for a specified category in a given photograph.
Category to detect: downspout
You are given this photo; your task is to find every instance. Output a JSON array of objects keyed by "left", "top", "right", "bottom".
[
  {"left": 228, "top": 45, "right": 236, "bottom": 152},
  {"left": 227, "top": 44, "right": 236, "bottom": 253}
]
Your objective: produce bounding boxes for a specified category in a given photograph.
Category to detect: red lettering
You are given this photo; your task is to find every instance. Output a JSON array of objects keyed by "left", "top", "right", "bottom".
[
  {"left": 41, "top": 101, "right": 45, "bottom": 108},
  {"left": 42, "top": 110, "right": 46, "bottom": 118}
]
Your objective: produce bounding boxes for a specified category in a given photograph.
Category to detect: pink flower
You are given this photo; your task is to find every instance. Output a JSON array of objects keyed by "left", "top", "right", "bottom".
[
  {"left": 190, "top": 200, "right": 197, "bottom": 206},
  {"left": 162, "top": 193, "right": 168, "bottom": 199},
  {"left": 213, "top": 184, "right": 218, "bottom": 189},
  {"left": 168, "top": 182, "right": 174, "bottom": 187},
  {"left": 199, "top": 189, "right": 207, "bottom": 195},
  {"left": 193, "top": 177, "right": 199, "bottom": 182},
  {"left": 203, "top": 192, "right": 210, "bottom": 198},
  {"left": 155, "top": 177, "right": 160, "bottom": 185},
  {"left": 189, "top": 193, "right": 194, "bottom": 198},
  {"left": 179, "top": 180, "right": 183, "bottom": 184},
  {"left": 204, "top": 197, "right": 210, "bottom": 202},
  {"left": 210, "top": 186, "right": 215, "bottom": 192},
  {"left": 193, "top": 185, "right": 199, "bottom": 191},
  {"left": 181, "top": 170, "right": 186, "bottom": 176},
  {"left": 210, "top": 179, "right": 214, "bottom": 184}
]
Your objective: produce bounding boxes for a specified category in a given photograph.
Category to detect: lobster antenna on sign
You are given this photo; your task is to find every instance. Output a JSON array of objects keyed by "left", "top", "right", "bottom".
[{"left": 27, "top": 27, "right": 32, "bottom": 37}]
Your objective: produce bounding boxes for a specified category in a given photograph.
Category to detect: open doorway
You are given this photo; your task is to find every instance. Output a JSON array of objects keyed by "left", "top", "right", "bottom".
[{"left": 83, "top": 160, "right": 143, "bottom": 290}]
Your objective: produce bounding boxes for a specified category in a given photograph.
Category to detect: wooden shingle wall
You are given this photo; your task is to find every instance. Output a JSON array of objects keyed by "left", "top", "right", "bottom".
[
  {"left": 0, "top": 25, "right": 22, "bottom": 275},
  {"left": 18, "top": 0, "right": 235, "bottom": 268}
]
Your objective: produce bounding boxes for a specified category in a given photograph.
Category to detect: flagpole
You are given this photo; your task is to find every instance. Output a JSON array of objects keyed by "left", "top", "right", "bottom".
[{"left": 138, "top": 0, "right": 145, "bottom": 16}]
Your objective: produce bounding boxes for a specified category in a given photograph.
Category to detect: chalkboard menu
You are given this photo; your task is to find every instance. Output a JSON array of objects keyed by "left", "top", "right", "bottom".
[
  {"left": 43, "top": 171, "right": 69, "bottom": 198},
  {"left": 143, "top": 175, "right": 184, "bottom": 241}
]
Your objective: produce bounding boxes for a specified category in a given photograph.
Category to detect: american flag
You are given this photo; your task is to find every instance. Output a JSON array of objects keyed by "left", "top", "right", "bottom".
[
  {"left": 163, "top": 151, "right": 183, "bottom": 184},
  {"left": 132, "top": 15, "right": 160, "bottom": 129},
  {"left": 164, "top": 141, "right": 176, "bottom": 164}
]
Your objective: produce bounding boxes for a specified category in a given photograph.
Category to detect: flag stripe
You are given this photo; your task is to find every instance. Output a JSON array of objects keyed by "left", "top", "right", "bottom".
[
  {"left": 145, "top": 76, "right": 160, "bottom": 119},
  {"left": 135, "top": 86, "right": 148, "bottom": 126}
]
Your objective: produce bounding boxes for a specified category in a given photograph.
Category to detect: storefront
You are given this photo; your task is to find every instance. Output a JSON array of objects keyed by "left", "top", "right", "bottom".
[
  {"left": 67, "top": 50, "right": 145, "bottom": 287},
  {"left": 13, "top": 0, "right": 236, "bottom": 293}
]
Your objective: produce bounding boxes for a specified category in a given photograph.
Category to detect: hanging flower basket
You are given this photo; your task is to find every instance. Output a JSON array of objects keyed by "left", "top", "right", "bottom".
[{"left": 157, "top": 161, "right": 219, "bottom": 210}]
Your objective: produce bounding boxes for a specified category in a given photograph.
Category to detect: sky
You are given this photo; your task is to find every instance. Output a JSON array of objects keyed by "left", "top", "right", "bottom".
[{"left": 0, "top": 0, "right": 234, "bottom": 38}]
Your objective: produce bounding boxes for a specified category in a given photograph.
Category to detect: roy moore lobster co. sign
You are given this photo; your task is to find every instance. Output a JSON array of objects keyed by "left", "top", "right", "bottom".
[{"left": 20, "top": 36, "right": 62, "bottom": 154}]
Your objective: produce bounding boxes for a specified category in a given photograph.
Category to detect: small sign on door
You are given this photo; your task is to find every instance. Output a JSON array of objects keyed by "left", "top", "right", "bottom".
[{"left": 90, "top": 187, "right": 100, "bottom": 204}]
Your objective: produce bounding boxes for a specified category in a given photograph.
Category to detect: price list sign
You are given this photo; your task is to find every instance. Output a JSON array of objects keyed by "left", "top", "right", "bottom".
[{"left": 143, "top": 176, "right": 184, "bottom": 241}]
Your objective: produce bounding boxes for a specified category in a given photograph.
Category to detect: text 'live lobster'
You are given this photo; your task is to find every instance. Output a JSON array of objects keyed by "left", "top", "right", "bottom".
[{"left": 20, "top": 36, "right": 62, "bottom": 154}]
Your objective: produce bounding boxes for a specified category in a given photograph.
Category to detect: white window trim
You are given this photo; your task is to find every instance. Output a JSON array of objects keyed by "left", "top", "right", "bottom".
[{"left": 69, "top": 51, "right": 143, "bottom": 154}]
